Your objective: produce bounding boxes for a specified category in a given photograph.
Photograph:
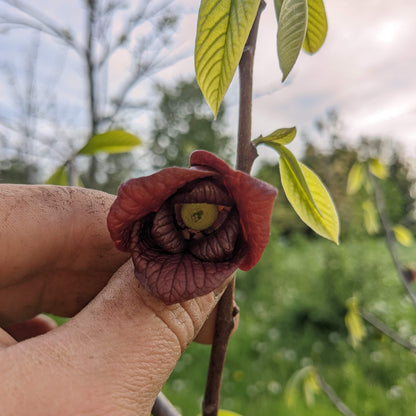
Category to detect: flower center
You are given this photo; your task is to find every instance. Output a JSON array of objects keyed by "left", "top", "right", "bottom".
[{"left": 180, "top": 203, "right": 219, "bottom": 231}]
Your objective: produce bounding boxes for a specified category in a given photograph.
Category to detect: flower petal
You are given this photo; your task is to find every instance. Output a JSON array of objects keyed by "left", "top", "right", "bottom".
[
  {"left": 189, "top": 208, "right": 240, "bottom": 261},
  {"left": 130, "top": 220, "right": 246, "bottom": 304},
  {"left": 190, "top": 150, "right": 278, "bottom": 270},
  {"left": 151, "top": 203, "right": 186, "bottom": 253},
  {"left": 108, "top": 150, "right": 277, "bottom": 304},
  {"left": 173, "top": 178, "right": 233, "bottom": 206},
  {"left": 107, "top": 167, "right": 213, "bottom": 251}
]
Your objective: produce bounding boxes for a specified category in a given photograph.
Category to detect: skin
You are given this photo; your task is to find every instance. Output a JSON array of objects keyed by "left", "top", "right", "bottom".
[{"left": 0, "top": 184, "right": 235, "bottom": 416}]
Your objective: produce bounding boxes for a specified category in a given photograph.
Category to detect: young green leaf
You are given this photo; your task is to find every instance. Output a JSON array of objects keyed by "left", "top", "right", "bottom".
[
  {"left": 253, "top": 126, "right": 297, "bottom": 146},
  {"left": 277, "top": 0, "right": 308, "bottom": 81},
  {"left": 77, "top": 130, "right": 141, "bottom": 155},
  {"left": 345, "top": 296, "right": 366, "bottom": 349},
  {"left": 362, "top": 199, "right": 380, "bottom": 234},
  {"left": 346, "top": 162, "right": 365, "bottom": 195},
  {"left": 273, "top": 0, "right": 284, "bottom": 18},
  {"left": 278, "top": 148, "right": 339, "bottom": 243},
  {"left": 254, "top": 133, "right": 340, "bottom": 243},
  {"left": 285, "top": 366, "right": 319, "bottom": 407},
  {"left": 302, "top": 0, "right": 327, "bottom": 54},
  {"left": 303, "top": 368, "right": 320, "bottom": 406},
  {"left": 369, "top": 158, "right": 388, "bottom": 179},
  {"left": 277, "top": 144, "right": 321, "bottom": 214},
  {"left": 45, "top": 164, "right": 68, "bottom": 185},
  {"left": 195, "top": 0, "right": 261, "bottom": 117},
  {"left": 392, "top": 224, "right": 414, "bottom": 247},
  {"left": 218, "top": 411, "right": 243, "bottom": 416}
]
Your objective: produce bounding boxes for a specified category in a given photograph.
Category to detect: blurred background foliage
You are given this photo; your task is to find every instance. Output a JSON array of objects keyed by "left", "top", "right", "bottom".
[
  {"left": 1, "top": 1, "right": 416, "bottom": 412},
  {"left": 2, "top": 78, "right": 416, "bottom": 413}
]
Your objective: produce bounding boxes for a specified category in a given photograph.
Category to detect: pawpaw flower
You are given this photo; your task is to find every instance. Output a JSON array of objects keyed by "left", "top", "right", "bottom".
[{"left": 107, "top": 150, "right": 277, "bottom": 304}]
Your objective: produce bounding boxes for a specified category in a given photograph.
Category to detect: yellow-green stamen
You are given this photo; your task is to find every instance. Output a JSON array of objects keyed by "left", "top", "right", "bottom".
[{"left": 181, "top": 203, "right": 218, "bottom": 231}]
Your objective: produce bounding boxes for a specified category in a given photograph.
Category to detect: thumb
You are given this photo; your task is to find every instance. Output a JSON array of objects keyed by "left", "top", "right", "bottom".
[{"left": 1, "top": 260, "right": 231, "bottom": 416}]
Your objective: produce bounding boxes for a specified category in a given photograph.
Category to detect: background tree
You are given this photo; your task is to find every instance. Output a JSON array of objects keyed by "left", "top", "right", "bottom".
[
  {"left": 0, "top": 0, "right": 178, "bottom": 186},
  {"left": 149, "top": 79, "right": 235, "bottom": 169},
  {"left": 0, "top": 157, "right": 38, "bottom": 184}
]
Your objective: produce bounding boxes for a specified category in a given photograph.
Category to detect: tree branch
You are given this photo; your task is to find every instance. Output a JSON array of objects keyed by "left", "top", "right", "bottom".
[
  {"left": 0, "top": 0, "right": 84, "bottom": 56},
  {"left": 368, "top": 168, "right": 416, "bottom": 309},
  {"left": 85, "top": 0, "right": 97, "bottom": 136},
  {"left": 318, "top": 373, "right": 357, "bottom": 416},
  {"left": 361, "top": 310, "right": 416, "bottom": 354},
  {"left": 236, "top": 1, "right": 264, "bottom": 174},
  {"left": 202, "top": 279, "right": 238, "bottom": 416},
  {"left": 202, "top": 3, "right": 265, "bottom": 415}
]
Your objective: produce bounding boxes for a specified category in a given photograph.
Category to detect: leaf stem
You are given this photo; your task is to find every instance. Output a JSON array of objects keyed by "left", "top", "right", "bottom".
[{"left": 202, "top": 2, "right": 265, "bottom": 415}]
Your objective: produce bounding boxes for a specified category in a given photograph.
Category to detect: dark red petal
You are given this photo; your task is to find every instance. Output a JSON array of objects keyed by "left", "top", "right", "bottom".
[
  {"left": 107, "top": 167, "right": 214, "bottom": 251},
  {"left": 131, "top": 240, "right": 246, "bottom": 305},
  {"left": 190, "top": 150, "right": 278, "bottom": 270},
  {"left": 189, "top": 209, "right": 240, "bottom": 262},
  {"left": 173, "top": 179, "right": 233, "bottom": 206},
  {"left": 223, "top": 173, "right": 277, "bottom": 270},
  {"left": 151, "top": 203, "right": 186, "bottom": 253},
  {"left": 190, "top": 150, "right": 236, "bottom": 177}
]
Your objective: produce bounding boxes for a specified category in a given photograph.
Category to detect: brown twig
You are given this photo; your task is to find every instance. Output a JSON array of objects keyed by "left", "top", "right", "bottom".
[
  {"left": 368, "top": 168, "right": 416, "bottom": 309},
  {"left": 361, "top": 310, "right": 416, "bottom": 354},
  {"left": 318, "top": 373, "right": 357, "bottom": 416},
  {"left": 202, "top": 280, "right": 238, "bottom": 416},
  {"left": 202, "top": 2, "right": 265, "bottom": 415},
  {"left": 236, "top": 2, "right": 264, "bottom": 174}
]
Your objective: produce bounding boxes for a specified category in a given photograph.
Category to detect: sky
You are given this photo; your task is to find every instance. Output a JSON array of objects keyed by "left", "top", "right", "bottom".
[
  {"left": 156, "top": 0, "right": 416, "bottom": 161},
  {"left": 1, "top": 0, "right": 416, "bottom": 172}
]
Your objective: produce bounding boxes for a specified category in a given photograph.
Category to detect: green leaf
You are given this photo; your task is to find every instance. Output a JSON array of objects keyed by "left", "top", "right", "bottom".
[
  {"left": 392, "top": 224, "right": 414, "bottom": 247},
  {"left": 345, "top": 296, "right": 366, "bottom": 349},
  {"left": 45, "top": 164, "right": 69, "bottom": 185},
  {"left": 362, "top": 199, "right": 380, "bottom": 234},
  {"left": 302, "top": 0, "right": 327, "bottom": 54},
  {"left": 77, "top": 130, "right": 141, "bottom": 155},
  {"left": 277, "top": 0, "right": 308, "bottom": 81},
  {"left": 303, "top": 368, "right": 320, "bottom": 406},
  {"left": 195, "top": 0, "right": 261, "bottom": 117},
  {"left": 253, "top": 127, "right": 297, "bottom": 146},
  {"left": 277, "top": 145, "right": 321, "bottom": 213},
  {"left": 277, "top": 147, "right": 339, "bottom": 243},
  {"left": 273, "top": 0, "right": 284, "bottom": 18},
  {"left": 346, "top": 162, "right": 365, "bottom": 195},
  {"left": 369, "top": 158, "right": 388, "bottom": 179},
  {"left": 285, "top": 366, "right": 319, "bottom": 407}
]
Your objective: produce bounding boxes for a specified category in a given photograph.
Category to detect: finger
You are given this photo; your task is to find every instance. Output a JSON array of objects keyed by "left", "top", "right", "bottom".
[
  {"left": 0, "top": 185, "right": 129, "bottom": 326},
  {"left": 0, "top": 329, "right": 17, "bottom": 348},
  {"left": 6, "top": 314, "right": 58, "bottom": 342},
  {"left": 0, "top": 261, "right": 233, "bottom": 416}
]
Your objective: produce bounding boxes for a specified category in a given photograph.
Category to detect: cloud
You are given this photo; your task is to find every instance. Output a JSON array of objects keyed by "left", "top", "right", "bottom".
[
  {"left": 246, "top": 0, "right": 416, "bottom": 156},
  {"left": 157, "top": 0, "right": 416, "bottom": 159},
  {"left": 1, "top": 0, "right": 415, "bottom": 165}
]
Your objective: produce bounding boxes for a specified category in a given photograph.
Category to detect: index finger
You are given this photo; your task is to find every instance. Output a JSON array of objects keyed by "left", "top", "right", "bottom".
[{"left": 0, "top": 185, "right": 128, "bottom": 325}]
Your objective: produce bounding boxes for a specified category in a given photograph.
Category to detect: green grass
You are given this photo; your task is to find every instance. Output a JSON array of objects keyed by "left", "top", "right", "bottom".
[{"left": 163, "top": 234, "right": 416, "bottom": 416}]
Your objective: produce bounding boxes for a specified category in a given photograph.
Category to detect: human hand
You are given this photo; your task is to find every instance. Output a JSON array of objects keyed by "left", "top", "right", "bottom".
[{"left": 0, "top": 185, "right": 233, "bottom": 415}]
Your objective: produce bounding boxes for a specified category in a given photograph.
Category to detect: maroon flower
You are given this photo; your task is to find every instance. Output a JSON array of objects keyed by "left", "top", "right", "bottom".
[{"left": 107, "top": 150, "right": 277, "bottom": 304}]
